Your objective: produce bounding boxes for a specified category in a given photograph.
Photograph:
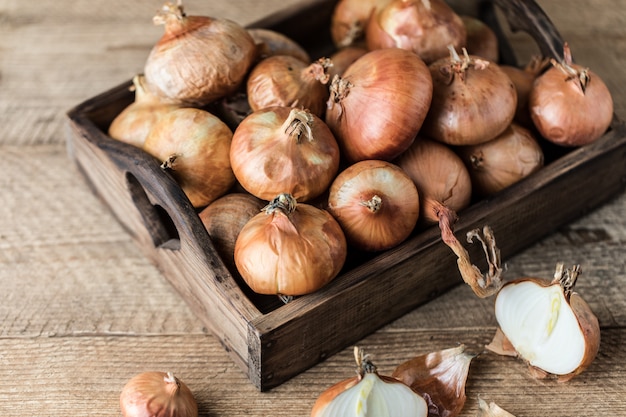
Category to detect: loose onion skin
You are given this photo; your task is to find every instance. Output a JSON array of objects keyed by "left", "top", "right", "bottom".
[
  {"left": 325, "top": 48, "right": 433, "bottom": 163},
  {"left": 198, "top": 193, "right": 265, "bottom": 271},
  {"left": 234, "top": 193, "right": 347, "bottom": 296},
  {"left": 457, "top": 123, "right": 544, "bottom": 197},
  {"left": 143, "top": 108, "right": 235, "bottom": 208},
  {"left": 529, "top": 43, "right": 613, "bottom": 147},
  {"left": 143, "top": 1, "right": 257, "bottom": 106},
  {"left": 120, "top": 371, "right": 198, "bottom": 417},
  {"left": 422, "top": 47, "right": 517, "bottom": 146},
  {"left": 461, "top": 15, "right": 499, "bottom": 63},
  {"left": 230, "top": 107, "right": 340, "bottom": 202},
  {"left": 488, "top": 264, "right": 601, "bottom": 382},
  {"left": 108, "top": 74, "right": 180, "bottom": 148},
  {"left": 366, "top": 0, "right": 466, "bottom": 64},
  {"left": 327, "top": 160, "right": 420, "bottom": 251},
  {"left": 330, "top": 0, "right": 392, "bottom": 48},
  {"left": 246, "top": 56, "right": 331, "bottom": 117}
]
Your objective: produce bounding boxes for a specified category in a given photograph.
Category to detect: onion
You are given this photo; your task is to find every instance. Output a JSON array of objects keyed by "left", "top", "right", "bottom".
[
  {"left": 529, "top": 43, "right": 614, "bottom": 147},
  {"left": 327, "top": 46, "right": 369, "bottom": 81},
  {"left": 120, "top": 371, "right": 197, "bottom": 417},
  {"left": 461, "top": 15, "right": 499, "bottom": 63},
  {"left": 230, "top": 107, "right": 340, "bottom": 202},
  {"left": 457, "top": 123, "right": 544, "bottom": 197},
  {"left": 487, "top": 263, "right": 601, "bottom": 382},
  {"left": 246, "top": 56, "right": 332, "bottom": 117},
  {"left": 422, "top": 46, "right": 517, "bottom": 146},
  {"left": 327, "top": 160, "right": 420, "bottom": 251},
  {"left": 311, "top": 347, "right": 428, "bottom": 417},
  {"left": 396, "top": 138, "right": 504, "bottom": 297},
  {"left": 198, "top": 192, "right": 265, "bottom": 271},
  {"left": 392, "top": 345, "right": 476, "bottom": 417},
  {"left": 247, "top": 27, "right": 310, "bottom": 63},
  {"left": 325, "top": 47, "right": 433, "bottom": 163},
  {"left": 108, "top": 74, "right": 180, "bottom": 148},
  {"left": 330, "top": 0, "right": 392, "bottom": 48},
  {"left": 477, "top": 398, "right": 517, "bottom": 417},
  {"left": 143, "top": 107, "right": 235, "bottom": 208},
  {"left": 366, "top": 0, "right": 466, "bottom": 64},
  {"left": 234, "top": 193, "right": 347, "bottom": 296},
  {"left": 143, "top": 1, "right": 257, "bottom": 106}
]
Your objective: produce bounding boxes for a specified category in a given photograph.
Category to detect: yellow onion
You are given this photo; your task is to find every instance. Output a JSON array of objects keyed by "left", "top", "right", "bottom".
[
  {"left": 461, "top": 15, "right": 499, "bottom": 63},
  {"left": 143, "top": 1, "right": 257, "bottom": 106},
  {"left": 366, "top": 0, "right": 466, "bottom": 64},
  {"left": 529, "top": 43, "right": 613, "bottom": 147},
  {"left": 326, "top": 47, "right": 433, "bottom": 163},
  {"left": 247, "top": 27, "right": 310, "bottom": 63},
  {"left": 230, "top": 107, "right": 340, "bottom": 202},
  {"left": 143, "top": 108, "right": 235, "bottom": 208},
  {"left": 500, "top": 59, "right": 547, "bottom": 128},
  {"left": 487, "top": 263, "right": 601, "bottom": 382},
  {"left": 457, "top": 123, "right": 544, "bottom": 197},
  {"left": 422, "top": 47, "right": 517, "bottom": 146},
  {"left": 234, "top": 193, "right": 347, "bottom": 296},
  {"left": 327, "top": 160, "right": 420, "bottom": 251},
  {"left": 392, "top": 345, "right": 476, "bottom": 417},
  {"left": 327, "top": 46, "right": 369, "bottom": 81},
  {"left": 311, "top": 347, "right": 428, "bottom": 417},
  {"left": 330, "top": 0, "right": 392, "bottom": 48},
  {"left": 120, "top": 371, "right": 197, "bottom": 417},
  {"left": 108, "top": 74, "right": 180, "bottom": 148},
  {"left": 246, "top": 56, "right": 332, "bottom": 117}
]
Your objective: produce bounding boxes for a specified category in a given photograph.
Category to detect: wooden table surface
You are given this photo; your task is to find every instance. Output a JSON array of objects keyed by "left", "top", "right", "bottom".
[{"left": 1, "top": 0, "right": 625, "bottom": 416}]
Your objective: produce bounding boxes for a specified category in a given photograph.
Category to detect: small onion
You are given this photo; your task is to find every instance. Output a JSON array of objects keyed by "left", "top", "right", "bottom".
[
  {"left": 311, "top": 347, "right": 428, "bottom": 417},
  {"left": 234, "top": 193, "right": 347, "bottom": 296},
  {"left": 487, "top": 263, "right": 601, "bottom": 382},
  {"left": 366, "top": 0, "right": 466, "bottom": 64},
  {"left": 327, "top": 160, "right": 420, "bottom": 252},
  {"left": 143, "top": 108, "right": 235, "bottom": 208},
  {"left": 422, "top": 47, "right": 517, "bottom": 146},
  {"left": 457, "top": 123, "right": 544, "bottom": 197},
  {"left": 230, "top": 107, "right": 340, "bottom": 202},
  {"left": 247, "top": 27, "right": 310, "bottom": 63},
  {"left": 461, "top": 15, "right": 499, "bottom": 63},
  {"left": 529, "top": 43, "right": 614, "bottom": 147},
  {"left": 108, "top": 74, "right": 180, "bottom": 148},
  {"left": 143, "top": 1, "right": 257, "bottom": 106},
  {"left": 246, "top": 56, "right": 332, "bottom": 117},
  {"left": 120, "top": 371, "right": 198, "bottom": 417},
  {"left": 198, "top": 192, "right": 265, "bottom": 271},
  {"left": 330, "top": 0, "right": 392, "bottom": 48},
  {"left": 325, "top": 47, "right": 433, "bottom": 163}
]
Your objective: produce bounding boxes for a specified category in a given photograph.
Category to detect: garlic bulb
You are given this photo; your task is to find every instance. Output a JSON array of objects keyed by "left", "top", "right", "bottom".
[
  {"left": 311, "top": 347, "right": 428, "bottom": 417},
  {"left": 488, "top": 263, "right": 600, "bottom": 381},
  {"left": 476, "top": 398, "right": 516, "bottom": 417}
]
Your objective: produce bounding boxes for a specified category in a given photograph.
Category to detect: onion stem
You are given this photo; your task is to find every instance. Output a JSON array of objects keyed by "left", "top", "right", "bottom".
[
  {"left": 359, "top": 195, "right": 383, "bottom": 213},
  {"left": 282, "top": 108, "right": 314, "bottom": 143}
]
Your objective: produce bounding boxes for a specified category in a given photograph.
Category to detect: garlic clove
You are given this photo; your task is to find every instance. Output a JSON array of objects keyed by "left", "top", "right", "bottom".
[
  {"left": 476, "top": 398, "right": 516, "bottom": 417},
  {"left": 490, "top": 263, "right": 600, "bottom": 381}
]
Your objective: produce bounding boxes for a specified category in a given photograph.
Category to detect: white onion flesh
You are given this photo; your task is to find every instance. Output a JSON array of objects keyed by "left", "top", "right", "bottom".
[
  {"left": 315, "top": 373, "right": 427, "bottom": 417},
  {"left": 494, "top": 280, "right": 586, "bottom": 375}
]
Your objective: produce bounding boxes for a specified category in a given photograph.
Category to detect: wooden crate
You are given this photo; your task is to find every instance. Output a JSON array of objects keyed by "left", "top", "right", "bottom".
[{"left": 65, "top": 0, "right": 626, "bottom": 391}]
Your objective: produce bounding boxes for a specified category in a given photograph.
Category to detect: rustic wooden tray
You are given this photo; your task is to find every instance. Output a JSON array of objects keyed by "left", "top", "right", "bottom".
[{"left": 66, "top": 0, "right": 626, "bottom": 391}]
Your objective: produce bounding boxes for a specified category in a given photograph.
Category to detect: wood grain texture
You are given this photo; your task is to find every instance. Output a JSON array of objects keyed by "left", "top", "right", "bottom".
[{"left": 1, "top": 0, "right": 625, "bottom": 415}]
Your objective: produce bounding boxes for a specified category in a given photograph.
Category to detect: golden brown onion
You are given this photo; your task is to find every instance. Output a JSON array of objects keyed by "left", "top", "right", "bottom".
[
  {"left": 327, "top": 46, "right": 369, "bottom": 81},
  {"left": 461, "top": 15, "right": 499, "bottom": 63},
  {"left": 120, "top": 371, "right": 197, "bottom": 417},
  {"left": 247, "top": 27, "right": 310, "bottom": 63},
  {"left": 330, "top": 0, "right": 392, "bottom": 48}
]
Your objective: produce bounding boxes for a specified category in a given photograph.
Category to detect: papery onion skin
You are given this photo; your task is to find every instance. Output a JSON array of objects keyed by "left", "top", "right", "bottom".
[
  {"left": 328, "top": 160, "right": 420, "bottom": 251},
  {"left": 477, "top": 398, "right": 517, "bottom": 417},
  {"left": 248, "top": 27, "right": 310, "bottom": 63},
  {"left": 366, "top": 0, "right": 466, "bottom": 64},
  {"left": 230, "top": 107, "right": 340, "bottom": 202},
  {"left": 461, "top": 15, "right": 499, "bottom": 63},
  {"left": 326, "top": 48, "right": 433, "bottom": 163},
  {"left": 234, "top": 193, "right": 347, "bottom": 296},
  {"left": 246, "top": 55, "right": 331, "bottom": 117},
  {"left": 457, "top": 123, "right": 544, "bottom": 197},
  {"left": 422, "top": 49, "right": 517, "bottom": 146},
  {"left": 120, "top": 371, "right": 198, "bottom": 417},
  {"left": 143, "top": 108, "right": 235, "bottom": 208},
  {"left": 491, "top": 265, "right": 600, "bottom": 382},
  {"left": 330, "top": 0, "right": 392, "bottom": 48},
  {"left": 395, "top": 137, "right": 471, "bottom": 224},
  {"left": 143, "top": 2, "right": 257, "bottom": 106},
  {"left": 108, "top": 74, "right": 180, "bottom": 148},
  {"left": 529, "top": 49, "right": 613, "bottom": 147},
  {"left": 199, "top": 192, "right": 265, "bottom": 271}
]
